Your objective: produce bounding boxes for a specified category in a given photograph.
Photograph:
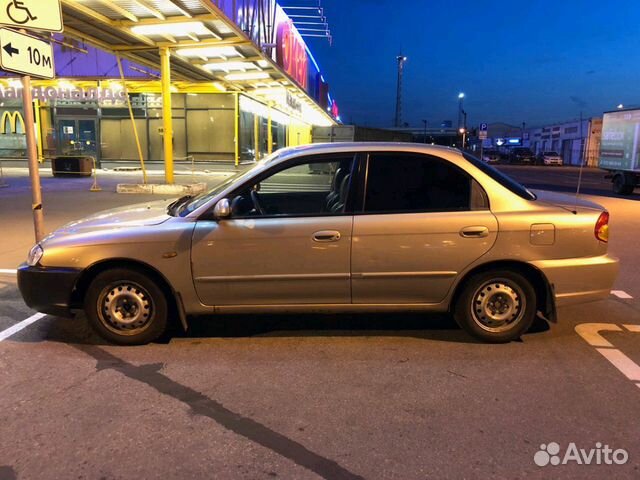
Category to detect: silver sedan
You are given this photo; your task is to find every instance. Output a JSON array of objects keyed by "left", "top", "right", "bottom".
[{"left": 18, "top": 143, "right": 619, "bottom": 345}]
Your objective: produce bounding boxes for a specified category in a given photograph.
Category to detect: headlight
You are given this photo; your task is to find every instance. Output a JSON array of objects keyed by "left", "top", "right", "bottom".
[{"left": 27, "top": 244, "right": 43, "bottom": 267}]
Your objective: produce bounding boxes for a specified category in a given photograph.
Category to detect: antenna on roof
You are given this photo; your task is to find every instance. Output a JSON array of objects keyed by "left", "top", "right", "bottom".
[{"left": 573, "top": 111, "right": 585, "bottom": 214}]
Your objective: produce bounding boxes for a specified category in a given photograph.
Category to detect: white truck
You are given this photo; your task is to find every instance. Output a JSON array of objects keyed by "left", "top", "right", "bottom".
[{"left": 599, "top": 109, "right": 640, "bottom": 195}]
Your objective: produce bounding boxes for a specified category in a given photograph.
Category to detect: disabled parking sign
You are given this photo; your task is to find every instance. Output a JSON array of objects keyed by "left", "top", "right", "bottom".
[{"left": 0, "top": 0, "right": 63, "bottom": 33}]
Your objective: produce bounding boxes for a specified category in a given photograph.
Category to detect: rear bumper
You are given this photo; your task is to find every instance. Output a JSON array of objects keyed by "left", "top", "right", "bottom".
[
  {"left": 530, "top": 255, "right": 619, "bottom": 307},
  {"left": 17, "top": 264, "right": 82, "bottom": 318}
]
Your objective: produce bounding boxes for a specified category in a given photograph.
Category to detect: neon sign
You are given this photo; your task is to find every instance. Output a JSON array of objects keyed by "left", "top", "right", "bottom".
[{"left": 276, "top": 20, "right": 308, "bottom": 90}]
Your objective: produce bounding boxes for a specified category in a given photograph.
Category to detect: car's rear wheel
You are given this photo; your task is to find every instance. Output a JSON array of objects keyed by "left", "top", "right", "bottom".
[
  {"left": 454, "top": 270, "right": 537, "bottom": 343},
  {"left": 85, "top": 268, "right": 168, "bottom": 345}
]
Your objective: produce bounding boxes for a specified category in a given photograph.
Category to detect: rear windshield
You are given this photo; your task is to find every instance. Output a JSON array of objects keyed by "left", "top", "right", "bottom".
[{"left": 463, "top": 153, "right": 536, "bottom": 200}]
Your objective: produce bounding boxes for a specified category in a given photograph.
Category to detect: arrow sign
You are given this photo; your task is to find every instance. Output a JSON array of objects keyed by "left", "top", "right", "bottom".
[
  {"left": 0, "top": 28, "right": 54, "bottom": 79},
  {"left": 3, "top": 42, "right": 18, "bottom": 57},
  {"left": 0, "top": 0, "right": 63, "bottom": 33}
]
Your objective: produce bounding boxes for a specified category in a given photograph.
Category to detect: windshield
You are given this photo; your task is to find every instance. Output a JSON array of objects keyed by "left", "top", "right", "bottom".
[
  {"left": 178, "top": 162, "right": 264, "bottom": 217},
  {"left": 544, "top": 151, "right": 559, "bottom": 156},
  {"left": 463, "top": 152, "right": 536, "bottom": 200}
]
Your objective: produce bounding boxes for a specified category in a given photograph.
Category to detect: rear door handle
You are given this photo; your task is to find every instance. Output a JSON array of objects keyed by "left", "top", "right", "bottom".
[
  {"left": 460, "top": 226, "right": 489, "bottom": 238},
  {"left": 312, "top": 230, "right": 341, "bottom": 242}
]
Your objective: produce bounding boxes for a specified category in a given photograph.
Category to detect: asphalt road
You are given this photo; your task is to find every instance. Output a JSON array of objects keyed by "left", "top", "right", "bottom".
[{"left": 1, "top": 165, "right": 639, "bottom": 479}]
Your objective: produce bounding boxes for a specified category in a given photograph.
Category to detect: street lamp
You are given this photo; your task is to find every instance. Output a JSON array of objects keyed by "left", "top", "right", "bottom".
[
  {"left": 617, "top": 104, "right": 624, "bottom": 109},
  {"left": 459, "top": 127, "right": 467, "bottom": 150},
  {"left": 422, "top": 119, "right": 428, "bottom": 144},
  {"left": 458, "top": 92, "right": 465, "bottom": 130}
]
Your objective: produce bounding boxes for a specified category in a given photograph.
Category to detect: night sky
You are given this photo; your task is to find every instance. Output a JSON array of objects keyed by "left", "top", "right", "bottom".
[{"left": 301, "top": 0, "right": 640, "bottom": 129}]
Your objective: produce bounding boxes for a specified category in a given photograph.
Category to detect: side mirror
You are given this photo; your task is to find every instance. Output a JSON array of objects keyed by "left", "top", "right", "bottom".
[{"left": 213, "top": 198, "right": 231, "bottom": 219}]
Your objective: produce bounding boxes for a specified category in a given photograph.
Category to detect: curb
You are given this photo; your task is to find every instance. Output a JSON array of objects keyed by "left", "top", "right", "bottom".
[{"left": 116, "top": 182, "right": 207, "bottom": 195}]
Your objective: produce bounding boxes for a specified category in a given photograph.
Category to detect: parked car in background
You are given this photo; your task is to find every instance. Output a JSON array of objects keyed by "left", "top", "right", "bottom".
[
  {"left": 18, "top": 143, "right": 619, "bottom": 346},
  {"left": 509, "top": 148, "right": 535, "bottom": 164},
  {"left": 538, "top": 151, "right": 563, "bottom": 166},
  {"left": 482, "top": 150, "right": 502, "bottom": 164}
]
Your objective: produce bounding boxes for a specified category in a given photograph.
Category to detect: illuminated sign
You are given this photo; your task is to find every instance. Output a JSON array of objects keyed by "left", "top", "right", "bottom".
[
  {"left": 0, "top": 86, "right": 127, "bottom": 104},
  {"left": 0, "top": 110, "right": 25, "bottom": 134},
  {"left": 276, "top": 20, "right": 308, "bottom": 90},
  {"left": 331, "top": 100, "right": 339, "bottom": 119}
]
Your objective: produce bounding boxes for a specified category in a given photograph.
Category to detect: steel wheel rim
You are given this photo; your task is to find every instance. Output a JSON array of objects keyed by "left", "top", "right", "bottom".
[
  {"left": 470, "top": 278, "right": 526, "bottom": 333},
  {"left": 97, "top": 281, "right": 153, "bottom": 336}
]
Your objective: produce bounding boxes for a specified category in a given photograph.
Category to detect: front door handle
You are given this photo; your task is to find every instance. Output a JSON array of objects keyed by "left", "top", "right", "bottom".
[
  {"left": 312, "top": 230, "right": 341, "bottom": 242},
  {"left": 460, "top": 226, "right": 489, "bottom": 238}
]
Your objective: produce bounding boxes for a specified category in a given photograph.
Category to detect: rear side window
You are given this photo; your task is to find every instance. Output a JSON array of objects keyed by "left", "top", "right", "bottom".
[
  {"left": 364, "top": 153, "right": 481, "bottom": 213},
  {"left": 463, "top": 152, "right": 536, "bottom": 200}
]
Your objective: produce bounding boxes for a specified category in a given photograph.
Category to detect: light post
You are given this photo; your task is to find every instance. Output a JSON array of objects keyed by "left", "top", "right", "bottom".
[
  {"left": 458, "top": 92, "right": 465, "bottom": 130},
  {"left": 422, "top": 119, "right": 428, "bottom": 143},
  {"left": 459, "top": 128, "right": 467, "bottom": 150}
]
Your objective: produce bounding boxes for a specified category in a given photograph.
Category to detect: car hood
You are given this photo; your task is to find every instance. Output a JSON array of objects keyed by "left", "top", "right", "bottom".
[
  {"left": 532, "top": 190, "right": 604, "bottom": 212},
  {"left": 50, "top": 199, "right": 174, "bottom": 236}
]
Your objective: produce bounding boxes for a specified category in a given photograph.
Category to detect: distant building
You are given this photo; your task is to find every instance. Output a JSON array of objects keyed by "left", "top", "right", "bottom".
[
  {"left": 479, "top": 123, "right": 527, "bottom": 150},
  {"left": 528, "top": 118, "right": 602, "bottom": 167}
]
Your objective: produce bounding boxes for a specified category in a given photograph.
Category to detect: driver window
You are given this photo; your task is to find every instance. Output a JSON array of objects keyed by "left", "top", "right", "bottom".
[{"left": 230, "top": 156, "right": 355, "bottom": 218}]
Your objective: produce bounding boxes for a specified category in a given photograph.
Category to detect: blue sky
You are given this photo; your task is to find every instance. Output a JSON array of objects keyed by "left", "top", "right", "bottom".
[{"left": 302, "top": 0, "right": 640, "bottom": 128}]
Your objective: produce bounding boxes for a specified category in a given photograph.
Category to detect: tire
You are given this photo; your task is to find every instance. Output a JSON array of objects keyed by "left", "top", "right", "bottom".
[
  {"left": 84, "top": 268, "right": 169, "bottom": 345},
  {"left": 453, "top": 270, "right": 537, "bottom": 343},
  {"left": 612, "top": 174, "right": 634, "bottom": 196}
]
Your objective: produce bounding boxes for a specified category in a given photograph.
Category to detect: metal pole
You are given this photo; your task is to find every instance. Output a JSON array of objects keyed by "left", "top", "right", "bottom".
[
  {"left": 22, "top": 74, "right": 45, "bottom": 242},
  {"left": 160, "top": 47, "right": 174, "bottom": 184},
  {"left": 394, "top": 55, "right": 406, "bottom": 128},
  {"left": 117, "top": 55, "right": 147, "bottom": 184},
  {"left": 234, "top": 93, "right": 240, "bottom": 166},
  {"left": 267, "top": 105, "right": 273, "bottom": 155}
]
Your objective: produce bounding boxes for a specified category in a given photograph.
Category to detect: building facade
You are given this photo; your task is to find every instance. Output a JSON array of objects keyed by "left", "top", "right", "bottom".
[
  {"left": 0, "top": 0, "right": 338, "bottom": 165},
  {"left": 528, "top": 118, "right": 602, "bottom": 167}
]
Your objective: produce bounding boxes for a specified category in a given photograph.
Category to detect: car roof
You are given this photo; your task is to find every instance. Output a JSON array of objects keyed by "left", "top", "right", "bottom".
[{"left": 268, "top": 142, "right": 461, "bottom": 164}]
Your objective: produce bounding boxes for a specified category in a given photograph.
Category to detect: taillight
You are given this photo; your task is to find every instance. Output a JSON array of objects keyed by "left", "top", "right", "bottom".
[{"left": 595, "top": 211, "right": 609, "bottom": 243}]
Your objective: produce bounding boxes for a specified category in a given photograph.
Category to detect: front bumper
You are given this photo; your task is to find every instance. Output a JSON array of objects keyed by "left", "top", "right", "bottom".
[
  {"left": 17, "top": 264, "right": 82, "bottom": 318},
  {"left": 530, "top": 254, "right": 620, "bottom": 307}
]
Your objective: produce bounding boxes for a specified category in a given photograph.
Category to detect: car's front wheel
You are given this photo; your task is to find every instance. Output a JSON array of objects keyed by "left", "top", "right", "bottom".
[
  {"left": 454, "top": 270, "right": 537, "bottom": 343},
  {"left": 84, "top": 268, "right": 168, "bottom": 345}
]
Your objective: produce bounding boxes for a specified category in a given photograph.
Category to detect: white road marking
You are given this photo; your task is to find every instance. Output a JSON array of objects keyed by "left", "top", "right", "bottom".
[
  {"left": 596, "top": 348, "right": 640, "bottom": 382},
  {"left": 0, "top": 313, "right": 46, "bottom": 342},
  {"left": 612, "top": 290, "right": 633, "bottom": 299},
  {"left": 575, "top": 323, "right": 622, "bottom": 348},
  {"left": 576, "top": 323, "right": 640, "bottom": 391},
  {"left": 0, "top": 269, "right": 17, "bottom": 275}
]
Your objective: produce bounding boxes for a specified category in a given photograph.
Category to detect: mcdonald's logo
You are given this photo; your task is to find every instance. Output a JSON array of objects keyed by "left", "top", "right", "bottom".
[{"left": 0, "top": 111, "right": 25, "bottom": 135}]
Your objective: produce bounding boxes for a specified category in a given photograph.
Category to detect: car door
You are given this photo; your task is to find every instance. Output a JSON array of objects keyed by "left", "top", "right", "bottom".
[
  {"left": 191, "top": 154, "right": 357, "bottom": 306},
  {"left": 351, "top": 152, "right": 498, "bottom": 304}
]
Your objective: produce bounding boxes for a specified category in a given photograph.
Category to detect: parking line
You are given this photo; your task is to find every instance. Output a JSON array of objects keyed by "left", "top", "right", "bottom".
[
  {"left": 596, "top": 348, "right": 640, "bottom": 382},
  {"left": 612, "top": 290, "right": 633, "bottom": 299},
  {"left": 0, "top": 313, "right": 46, "bottom": 342},
  {"left": 0, "top": 269, "right": 17, "bottom": 275},
  {"left": 576, "top": 323, "right": 640, "bottom": 391}
]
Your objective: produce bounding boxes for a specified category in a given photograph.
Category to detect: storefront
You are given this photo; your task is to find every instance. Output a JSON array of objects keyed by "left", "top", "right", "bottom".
[{"left": 0, "top": 0, "right": 337, "bottom": 167}]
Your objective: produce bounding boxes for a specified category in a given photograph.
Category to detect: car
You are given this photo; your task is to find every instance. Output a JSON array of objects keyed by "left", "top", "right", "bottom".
[
  {"left": 481, "top": 150, "right": 501, "bottom": 164},
  {"left": 18, "top": 143, "right": 619, "bottom": 345},
  {"left": 538, "top": 151, "right": 563, "bottom": 166},
  {"left": 509, "top": 148, "right": 535, "bottom": 164}
]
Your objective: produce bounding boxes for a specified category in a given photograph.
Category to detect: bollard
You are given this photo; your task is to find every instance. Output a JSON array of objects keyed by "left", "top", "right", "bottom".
[
  {"left": 89, "top": 156, "right": 102, "bottom": 192},
  {"left": 0, "top": 159, "right": 8, "bottom": 188}
]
